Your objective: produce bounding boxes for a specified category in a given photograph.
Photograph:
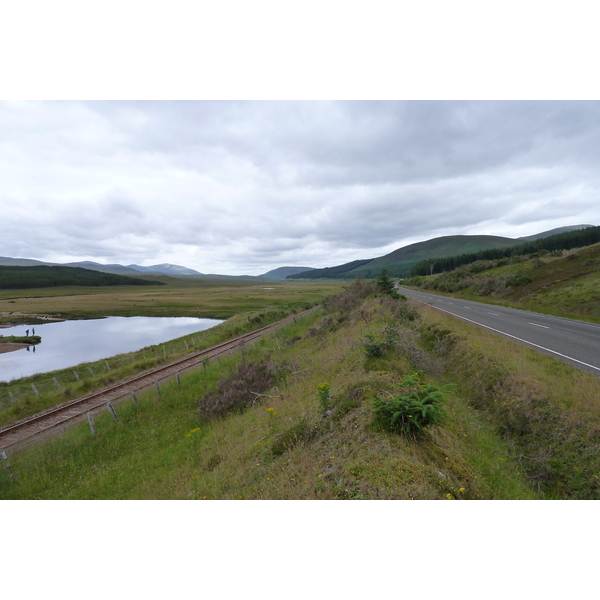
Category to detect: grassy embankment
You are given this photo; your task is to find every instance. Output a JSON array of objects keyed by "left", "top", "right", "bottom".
[
  {"left": 3, "top": 280, "right": 599, "bottom": 499},
  {"left": 403, "top": 242, "right": 600, "bottom": 323},
  {"left": 0, "top": 336, "right": 41, "bottom": 346},
  {"left": 0, "top": 279, "right": 344, "bottom": 428}
]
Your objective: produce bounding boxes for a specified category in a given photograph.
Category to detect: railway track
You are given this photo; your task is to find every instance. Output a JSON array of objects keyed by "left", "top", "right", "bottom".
[{"left": 0, "top": 308, "right": 315, "bottom": 454}]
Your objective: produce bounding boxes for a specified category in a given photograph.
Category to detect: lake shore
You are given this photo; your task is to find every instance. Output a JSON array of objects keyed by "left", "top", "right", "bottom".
[
  {"left": 0, "top": 342, "right": 28, "bottom": 354},
  {"left": 0, "top": 312, "right": 64, "bottom": 328}
]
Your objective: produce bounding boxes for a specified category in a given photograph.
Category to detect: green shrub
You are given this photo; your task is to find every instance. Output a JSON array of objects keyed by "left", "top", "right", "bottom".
[
  {"left": 372, "top": 374, "right": 447, "bottom": 435},
  {"left": 271, "top": 419, "right": 311, "bottom": 456},
  {"left": 363, "top": 334, "right": 387, "bottom": 358}
]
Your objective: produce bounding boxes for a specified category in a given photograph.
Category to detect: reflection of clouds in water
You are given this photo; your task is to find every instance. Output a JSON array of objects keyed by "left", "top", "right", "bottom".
[{"left": 0, "top": 316, "right": 222, "bottom": 382}]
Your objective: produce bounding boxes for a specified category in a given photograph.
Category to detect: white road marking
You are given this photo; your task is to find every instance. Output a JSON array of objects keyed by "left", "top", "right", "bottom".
[
  {"left": 529, "top": 322, "right": 550, "bottom": 329},
  {"left": 410, "top": 300, "right": 600, "bottom": 373},
  {"left": 487, "top": 312, "right": 499, "bottom": 316}
]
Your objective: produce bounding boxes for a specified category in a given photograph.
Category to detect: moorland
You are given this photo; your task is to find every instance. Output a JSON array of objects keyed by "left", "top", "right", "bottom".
[
  {"left": 2, "top": 231, "right": 600, "bottom": 500},
  {"left": 1, "top": 257, "right": 600, "bottom": 499}
]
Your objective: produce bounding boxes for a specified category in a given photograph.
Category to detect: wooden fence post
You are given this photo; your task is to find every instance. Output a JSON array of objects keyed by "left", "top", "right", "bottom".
[
  {"left": 31, "top": 384, "right": 39, "bottom": 398},
  {"left": 73, "top": 371, "right": 80, "bottom": 382},
  {"left": 130, "top": 391, "right": 138, "bottom": 405},
  {"left": 53, "top": 377, "right": 61, "bottom": 390},
  {"left": 154, "top": 380, "right": 161, "bottom": 397},
  {"left": 176, "top": 373, "right": 181, "bottom": 387}
]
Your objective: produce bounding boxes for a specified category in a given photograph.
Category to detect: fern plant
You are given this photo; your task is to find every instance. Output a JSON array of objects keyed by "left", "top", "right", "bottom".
[{"left": 372, "top": 374, "right": 447, "bottom": 435}]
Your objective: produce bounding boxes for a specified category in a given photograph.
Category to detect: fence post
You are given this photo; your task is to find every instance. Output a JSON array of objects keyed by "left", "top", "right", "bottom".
[
  {"left": 31, "top": 384, "right": 39, "bottom": 398},
  {"left": 106, "top": 402, "right": 118, "bottom": 422},
  {"left": 8, "top": 390, "right": 15, "bottom": 404},
  {"left": 53, "top": 377, "right": 61, "bottom": 390},
  {"left": 0, "top": 449, "right": 14, "bottom": 478},
  {"left": 88, "top": 367, "right": 94, "bottom": 377},
  {"left": 73, "top": 371, "right": 80, "bottom": 382},
  {"left": 130, "top": 391, "right": 138, "bottom": 405},
  {"left": 88, "top": 412, "right": 96, "bottom": 435},
  {"left": 154, "top": 380, "right": 161, "bottom": 397},
  {"left": 176, "top": 373, "right": 181, "bottom": 387}
]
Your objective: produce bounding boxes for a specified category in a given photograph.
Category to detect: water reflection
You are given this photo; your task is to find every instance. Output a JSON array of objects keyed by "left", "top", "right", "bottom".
[{"left": 0, "top": 316, "right": 222, "bottom": 382}]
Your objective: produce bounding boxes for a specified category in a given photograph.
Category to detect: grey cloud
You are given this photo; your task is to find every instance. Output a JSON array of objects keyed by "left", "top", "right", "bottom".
[{"left": 1, "top": 101, "right": 599, "bottom": 275}]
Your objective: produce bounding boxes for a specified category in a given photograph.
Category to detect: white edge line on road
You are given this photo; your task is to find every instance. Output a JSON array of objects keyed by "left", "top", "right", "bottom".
[{"left": 411, "top": 299, "right": 600, "bottom": 373}]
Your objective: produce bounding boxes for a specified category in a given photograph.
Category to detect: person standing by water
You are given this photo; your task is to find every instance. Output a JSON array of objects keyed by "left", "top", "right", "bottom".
[
  {"left": 26, "top": 329, "right": 29, "bottom": 336},
  {"left": 32, "top": 327, "right": 35, "bottom": 335}
]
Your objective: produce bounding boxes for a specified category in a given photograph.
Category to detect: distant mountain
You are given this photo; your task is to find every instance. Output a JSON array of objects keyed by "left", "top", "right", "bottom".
[
  {"left": 0, "top": 257, "right": 260, "bottom": 281},
  {"left": 259, "top": 266, "right": 315, "bottom": 280},
  {"left": 288, "top": 225, "right": 598, "bottom": 280},
  {"left": 126, "top": 263, "right": 204, "bottom": 276},
  {"left": 0, "top": 257, "right": 52, "bottom": 267},
  {"left": 65, "top": 261, "right": 145, "bottom": 276}
]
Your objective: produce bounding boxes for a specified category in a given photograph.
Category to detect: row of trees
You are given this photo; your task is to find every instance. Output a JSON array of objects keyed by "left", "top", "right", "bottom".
[
  {"left": 408, "top": 226, "right": 600, "bottom": 277},
  {"left": 0, "top": 266, "right": 164, "bottom": 289}
]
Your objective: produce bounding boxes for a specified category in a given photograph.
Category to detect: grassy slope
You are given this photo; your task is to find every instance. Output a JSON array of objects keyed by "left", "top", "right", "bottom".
[
  {"left": 407, "top": 243, "right": 600, "bottom": 322},
  {"left": 353, "top": 235, "right": 520, "bottom": 278},
  {"left": 290, "top": 235, "right": 521, "bottom": 280},
  {"left": 5, "top": 280, "right": 600, "bottom": 500}
]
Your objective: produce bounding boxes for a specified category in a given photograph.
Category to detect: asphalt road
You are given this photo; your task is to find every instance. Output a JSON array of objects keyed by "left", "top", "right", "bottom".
[{"left": 397, "top": 286, "right": 600, "bottom": 377}]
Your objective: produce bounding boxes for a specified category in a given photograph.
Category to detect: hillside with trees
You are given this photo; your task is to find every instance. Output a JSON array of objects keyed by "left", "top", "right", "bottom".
[
  {"left": 0, "top": 265, "right": 164, "bottom": 289},
  {"left": 288, "top": 225, "right": 597, "bottom": 280}
]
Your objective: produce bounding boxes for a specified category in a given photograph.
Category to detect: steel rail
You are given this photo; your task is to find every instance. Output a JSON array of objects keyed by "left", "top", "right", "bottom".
[{"left": 0, "top": 308, "right": 316, "bottom": 452}]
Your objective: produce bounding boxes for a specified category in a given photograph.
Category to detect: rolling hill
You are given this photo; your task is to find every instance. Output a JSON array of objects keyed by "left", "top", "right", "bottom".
[
  {"left": 0, "top": 265, "right": 164, "bottom": 289},
  {"left": 288, "top": 225, "right": 596, "bottom": 280},
  {"left": 258, "top": 266, "right": 316, "bottom": 280}
]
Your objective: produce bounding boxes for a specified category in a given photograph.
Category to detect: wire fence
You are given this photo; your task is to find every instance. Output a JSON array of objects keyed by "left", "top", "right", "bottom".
[
  {"left": 0, "top": 306, "right": 321, "bottom": 411},
  {"left": 0, "top": 332, "right": 215, "bottom": 410}
]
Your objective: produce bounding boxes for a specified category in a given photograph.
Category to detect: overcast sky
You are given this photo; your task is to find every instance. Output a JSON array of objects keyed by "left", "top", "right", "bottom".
[{"left": 1, "top": 100, "right": 599, "bottom": 275}]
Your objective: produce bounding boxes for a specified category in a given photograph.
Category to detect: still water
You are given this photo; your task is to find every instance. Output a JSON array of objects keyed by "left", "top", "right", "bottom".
[{"left": 0, "top": 316, "right": 222, "bottom": 382}]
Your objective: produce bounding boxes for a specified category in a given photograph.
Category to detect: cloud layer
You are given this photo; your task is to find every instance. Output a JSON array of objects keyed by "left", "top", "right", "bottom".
[{"left": 2, "top": 100, "right": 599, "bottom": 275}]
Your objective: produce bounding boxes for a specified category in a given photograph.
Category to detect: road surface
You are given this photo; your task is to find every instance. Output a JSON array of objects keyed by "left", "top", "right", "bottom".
[{"left": 398, "top": 287, "right": 600, "bottom": 377}]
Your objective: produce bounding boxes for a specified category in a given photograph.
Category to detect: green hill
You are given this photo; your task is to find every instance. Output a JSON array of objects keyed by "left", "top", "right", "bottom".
[
  {"left": 0, "top": 265, "right": 164, "bottom": 289},
  {"left": 407, "top": 241, "right": 600, "bottom": 322},
  {"left": 289, "top": 225, "right": 597, "bottom": 280},
  {"left": 289, "top": 235, "right": 523, "bottom": 280}
]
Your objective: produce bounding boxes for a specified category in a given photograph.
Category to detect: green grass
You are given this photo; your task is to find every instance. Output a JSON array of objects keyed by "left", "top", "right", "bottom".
[
  {"left": 0, "top": 306, "right": 305, "bottom": 428},
  {"left": 0, "top": 293, "right": 551, "bottom": 500},
  {"left": 3, "top": 280, "right": 599, "bottom": 499},
  {"left": 405, "top": 243, "right": 600, "bottom": 323},
  {"left": 0, "top": 335, "right": 41, "bottom": 345},
  {"left": 0, "top": 278, "right": 345, "bottom": 322}
]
